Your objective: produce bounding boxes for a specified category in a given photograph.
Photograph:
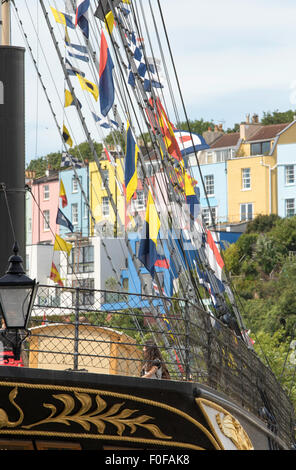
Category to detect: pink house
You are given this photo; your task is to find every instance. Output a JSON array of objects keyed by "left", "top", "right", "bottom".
[{"left": 31, "top": 170, "right": 60, "bottom": 245}]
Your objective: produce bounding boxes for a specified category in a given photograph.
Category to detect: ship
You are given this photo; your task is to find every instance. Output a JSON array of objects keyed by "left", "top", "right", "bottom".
[{"left": 0, "top": 0, "right": 295, "bottom": 452}]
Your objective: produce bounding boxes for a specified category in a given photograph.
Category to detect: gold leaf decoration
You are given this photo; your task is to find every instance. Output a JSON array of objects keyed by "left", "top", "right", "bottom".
[
  {"left": 0, "top": 387, "right": 24, "bottom": 429},
  {"left": 216, "top": 413, "right": 254, "bottom": 450},
  {"left": 23, "top": 392, "right": 172, "bottom": 440}
]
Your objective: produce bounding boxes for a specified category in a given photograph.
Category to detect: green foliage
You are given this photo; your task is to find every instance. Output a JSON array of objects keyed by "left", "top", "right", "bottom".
[
  {"left": 177, "top": 118, "right": 215, "bottom": 135},
  {"left": 26, "top": 141, "right": 104, "bottom": 178},
  {"left": 224, "top": 215, "right": 296, "bottom": 410},
  {"left": 103, "top": 130, "right": 125, "bottom": 153},
  {"left": 246, "top": 214, "right": 281, "bottom": 234},
  {"left": 253, "top": 330, "right": 296, "bottom": 409},
  {"left": 261, "top": 109, "right": 296, "bottom": 125}
]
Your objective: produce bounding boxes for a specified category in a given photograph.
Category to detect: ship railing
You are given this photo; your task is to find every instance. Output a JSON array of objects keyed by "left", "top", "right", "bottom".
[{"left": 1, "top": 284, "right": 293, "bottom": 445}]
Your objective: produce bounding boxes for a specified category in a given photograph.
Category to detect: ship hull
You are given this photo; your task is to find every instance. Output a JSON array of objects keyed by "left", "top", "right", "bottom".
[{"left": 0, "top": 366, "right": 288, "bottom": 451}]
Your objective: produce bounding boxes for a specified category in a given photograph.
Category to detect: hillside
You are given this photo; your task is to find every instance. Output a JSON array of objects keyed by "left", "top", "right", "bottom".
[{"left": 224, "top": 214, "right": 296, "bottom": 408}]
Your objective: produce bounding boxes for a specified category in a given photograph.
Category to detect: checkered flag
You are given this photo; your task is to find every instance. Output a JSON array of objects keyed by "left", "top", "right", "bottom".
[{"left": 61, "top": 152, "right": 83, "bottom": 169}]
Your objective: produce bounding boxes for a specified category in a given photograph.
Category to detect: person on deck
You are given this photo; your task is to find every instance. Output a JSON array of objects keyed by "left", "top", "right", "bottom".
[{"left": 141, "top": 340, "right": 170, "bottom": 379}]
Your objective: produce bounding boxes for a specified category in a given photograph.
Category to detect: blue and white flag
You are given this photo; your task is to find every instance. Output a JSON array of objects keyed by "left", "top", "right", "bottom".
[
  {"left": 56, "top": 208, "right": 74, "bottom": 233},
  {"left": 65, "top": 30, "right": 89, "bottom": 63},
  {"left": 61, "top": 152, "right": 83, "bottom": 169},
  {"left": 75, "top": 0, "right": 90, "bottom": 38},
  {"left": 127, "top": 32, "right": 163, "bottom": 92},
  {"left": 173, "top": 130, "right": 209, "bottom": 157},
  {"left": 92, "top": 112, "right": 119, "bottom": 130},
  {"left": 65, "top": 58, "right": 85, "bottom": 77}
]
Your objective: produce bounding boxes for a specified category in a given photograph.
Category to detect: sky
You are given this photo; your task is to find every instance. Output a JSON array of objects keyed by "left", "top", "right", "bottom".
[{"left": 9, "top": 0, "right": 296, "bottom": 164}]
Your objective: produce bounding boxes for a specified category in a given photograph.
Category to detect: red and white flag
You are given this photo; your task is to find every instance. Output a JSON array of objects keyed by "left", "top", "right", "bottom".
[{"left": 205, "top": 229, "right": 224, "bottom": 281}]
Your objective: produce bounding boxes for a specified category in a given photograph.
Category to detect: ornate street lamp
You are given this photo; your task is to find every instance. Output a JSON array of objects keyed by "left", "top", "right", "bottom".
[{"left": 0, "top": 242, "right": 38, "bottom": 360}]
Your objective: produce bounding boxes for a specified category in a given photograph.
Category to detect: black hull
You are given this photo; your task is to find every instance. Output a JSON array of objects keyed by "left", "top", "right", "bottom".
[{"left": 0, "top": 366, "right": 288, "bottom": 450}]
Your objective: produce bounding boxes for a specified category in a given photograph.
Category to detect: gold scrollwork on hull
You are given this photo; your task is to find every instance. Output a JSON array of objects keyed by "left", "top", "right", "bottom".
[
  {"left": 22, "top": 391, "right": 172, "bottom": 440},
  {"left": 196, "top": 398, "right": 254, "bottom": 450},
  {"left": 0, "top": 383, "right": 221, "bottom": 449},
  {"left": 216, "top": 413, "right": 253, "bottom": 450},
  {"left": 0, "top": 388, "right": 24, "bottom": 429}
]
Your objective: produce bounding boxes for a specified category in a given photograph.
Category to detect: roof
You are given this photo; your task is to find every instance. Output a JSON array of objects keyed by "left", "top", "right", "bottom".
[
  {"left": 32, "top": 171, "right": 59, "bottom": 185},
  {"left": 210, "top": 133, "right": 240, "bottom": 149},
  {"left": 247, "top": 123, "right": 290, "bottom": 142}
]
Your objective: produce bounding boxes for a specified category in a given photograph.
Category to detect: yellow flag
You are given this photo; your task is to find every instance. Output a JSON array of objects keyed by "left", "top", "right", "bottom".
[
  {"left": 105, "top": 11, "right": 115, "bottom": 34},
  {"left": 64, "top": 89, "right": 73, "bottom": 108},
  {"left": 54, "top": 234, "right": 73, "bottom": 256},
  {"left": 62, "top": 124, "right": 73, "bottom": 147},
  {"left": 77, "top": 74, "right": 99, "bottom": 101},
  {"left": 145, "top": 190, "right": 161, "bottom": 246},
  {"left": 50, "top": 7, "right": 74, "bottom": 29}
]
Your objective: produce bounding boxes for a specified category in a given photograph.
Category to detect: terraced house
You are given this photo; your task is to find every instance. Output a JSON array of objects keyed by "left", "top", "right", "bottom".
[{"left": 227, "top": 117, "right": 296, "bottom": 223}]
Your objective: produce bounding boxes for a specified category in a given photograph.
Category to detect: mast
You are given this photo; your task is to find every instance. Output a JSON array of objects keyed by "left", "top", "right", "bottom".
[
  {"left": 1, "top": 0, "right": 10, "bottom": 45},
  {"left": 0, "top": 0, "right": 26, "bottom": 274}
]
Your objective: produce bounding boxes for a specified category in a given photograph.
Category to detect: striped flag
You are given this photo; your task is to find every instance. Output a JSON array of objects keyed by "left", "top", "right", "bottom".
[
  {"left": 124, "top": 121, "right": 138, "bottom": 202},
  {"left": 65, "top": 58, "right": 85, "bottom": 77},
  {"left": 75, "top": 0, "right": 90, "bottom": 38},
  {"left": 59, "top": 179, "right": 68, "bottom": 208},
  {"left": 50, "top": 262, "right": 64, "bottom": 287},
  {"left": 174, "top": 130, "right": 209, "bottom": 157},
  {"left": 65, "top": 28, "right": 89, "bottom": 63},
  {"left": 205, "top": 229, "right": 224, "bottom": 281},
  {"left": 99, "top": 31, "right": 115, "bottom": 116},
  {"left": 138, "top": 190, "right": 161, "bottom": 278}
]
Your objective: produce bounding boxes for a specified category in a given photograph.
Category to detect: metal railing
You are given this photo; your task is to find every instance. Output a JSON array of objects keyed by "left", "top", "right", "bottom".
[{"left": 8, "top": 284, "right": 295, "bottom": 445}]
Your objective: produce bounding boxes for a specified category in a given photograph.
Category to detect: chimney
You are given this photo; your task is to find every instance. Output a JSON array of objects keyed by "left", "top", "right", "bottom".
[
  {"left": 203, "top": 124, "right": 224, "bottom": 145},
  {"left": 252, "top": 114, "right": 259, "bottom": 124},
  {"left": 240, "top": 114, "right": 262, "bottom": 140}
]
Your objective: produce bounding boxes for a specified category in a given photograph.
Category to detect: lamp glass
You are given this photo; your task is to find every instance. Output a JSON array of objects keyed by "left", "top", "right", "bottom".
[{"left": 0, "top": 285, "right": 33, "bottom": 329}]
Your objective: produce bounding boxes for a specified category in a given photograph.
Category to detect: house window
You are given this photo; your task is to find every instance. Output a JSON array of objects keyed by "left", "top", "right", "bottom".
[
  {"left": 43, "top": 210, "right": 50, "bottom": 231},
  {"left": 68, "top": 245, "right": 94, "bottom": 274},
  {"left": 242, "top": 168, "right": 251, "bottom": 190},
  {"left": 132, "top": 191, "right": 145, "bottom": 211},
  {"left": 71, "top": 203, "right": 78, "bottom": 226},
  {"left": 205, "top": 175, "right": 214, "bottom": 196},
  {"left": 206, "top": 152, "right": 213, "bottom": 164},
  {"left": 43, "top": 184, "right": 50, "bottom": 200},
  {"left": 240, "top": 203, "right": 253, "bottom": 221},
  {"left": 285, "top": 199, "right": 295, "bottom": 217},
  {"left": 137, "top": 191, "right": 145, "bottom": 210},
  {"left": 285, "top": 165, "right": 295, "bottom": 185},
  {"left": 250, "top": 141, "right": 270, "bottom": 155},
  {"left": 101, "top": 169, "right": 109, "bottom": 189},
  {"left": 102, "top": 197, "right": 109, "bottom": 216},
  {"left": 72, "top": 176, "right": 78, "bottom": 193},
  {"left": 202, "top": 207, "right": 217, "bottom": 226}
]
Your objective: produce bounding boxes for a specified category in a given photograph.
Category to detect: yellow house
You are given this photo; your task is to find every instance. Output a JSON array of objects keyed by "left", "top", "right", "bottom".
[
  {"left": 89, "top": 155, "right": 126, "bottom": 236},
  {"left": 227, "top": 120, "right": 296, "bottom": 223}
]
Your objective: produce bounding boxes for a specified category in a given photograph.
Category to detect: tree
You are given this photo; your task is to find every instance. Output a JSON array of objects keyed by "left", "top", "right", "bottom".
[
  {"left": 103, "top": 130, "right": 125, "bottom": 153},
  {"left": 261, "top": 109, "right": 296, "bottom": 125},
  {"left": 26, "top": 141, "right": 104, "bottom": 178},
  {"left": 246, "top": 214, "right": 281, "bottom": 234},
  {"left": 177, "top": 118, "right": 215, "bottom": 135}
]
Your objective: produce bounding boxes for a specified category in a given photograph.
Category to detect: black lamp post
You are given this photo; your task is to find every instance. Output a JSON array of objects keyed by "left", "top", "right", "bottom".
[{"left": 0, "top": 242, "right": 38, "bottom": 360}]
